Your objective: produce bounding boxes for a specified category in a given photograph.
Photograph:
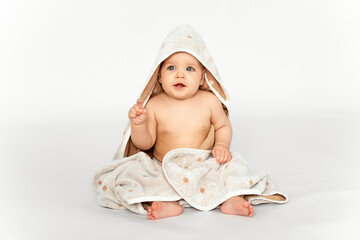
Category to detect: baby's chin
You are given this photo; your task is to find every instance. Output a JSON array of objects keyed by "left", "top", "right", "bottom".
[{"left": 165, "top": 91, "right": 198, "bottom": 101}]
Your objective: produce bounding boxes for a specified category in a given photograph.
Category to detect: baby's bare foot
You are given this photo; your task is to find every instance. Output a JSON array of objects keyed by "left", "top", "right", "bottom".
[
  {"left": 220, "top": 196, "right": 254, "bottom": 217},
  {"left": 147, "top": 201, "right": 183, "bottom": 220}
]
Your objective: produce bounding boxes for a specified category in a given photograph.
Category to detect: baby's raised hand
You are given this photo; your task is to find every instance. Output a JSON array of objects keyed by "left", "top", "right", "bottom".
[
  {"left": 212, "top": 144, "right": 232, "bottom": 164},
  {"left": 128, "top": 99, "right": 147, "bottom": 125}
]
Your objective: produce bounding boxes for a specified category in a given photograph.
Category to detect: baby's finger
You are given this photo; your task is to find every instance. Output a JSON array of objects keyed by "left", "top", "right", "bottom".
[
  {"left": 227, "top": 152, "right": 232, "bottom": 162},
  {"left": 217, "top": 150, "right": 223, "bottom": 162},
  {"left": 137, "top": 99, "right": 144, "bottom": 109},
  {"left": 220, "top": 150, "right": 225, "bottom": 163},
  {"left": 134, "top": 105, "right": 143, "bottom": 115},
  {"left": 211, "top": 148, "right": 217, "bottom": 157},
  {"left": 213, "top": 150, "right": 220, "bottom": 163},
  {"left": 129, "top": 108, "right": 137, "bottom": 118},
  {"left": 224, "top": 153, "right": 231, "bottom": 163},
  {"left": 214, "top": 153, "right": 220, "bottom": 163},
  {"left": 222, "top": 151, "right": 228, "bottom": 160},
  {"left": 137, "top": 105, "right": 146, "bottom": 114},
  {"left": 129, "top": 112, "right": 136, "bottom": 119}
]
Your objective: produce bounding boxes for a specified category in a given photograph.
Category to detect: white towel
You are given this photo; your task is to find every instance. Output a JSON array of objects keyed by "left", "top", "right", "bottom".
[{"left": 94, "top": 148, "right": 288, "bottom": 215}]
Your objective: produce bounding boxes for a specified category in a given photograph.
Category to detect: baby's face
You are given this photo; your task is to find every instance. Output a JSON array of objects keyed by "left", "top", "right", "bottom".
[{"left": 159, "top": 52, "right": 205, "bottom": 100}]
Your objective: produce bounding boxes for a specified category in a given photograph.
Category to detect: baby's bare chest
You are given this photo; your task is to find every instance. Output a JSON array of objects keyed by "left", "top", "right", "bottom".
[{"left": 155, "top": 105, "right": 211, "bottom": 135}]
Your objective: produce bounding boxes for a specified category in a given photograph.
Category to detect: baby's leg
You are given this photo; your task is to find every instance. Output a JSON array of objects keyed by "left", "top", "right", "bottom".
[
  {"left": 146, "top": 201, "right": 183, "bottom": 220},
  {"left": 220, "top": 196, "right": 254, "bottom": 217}
]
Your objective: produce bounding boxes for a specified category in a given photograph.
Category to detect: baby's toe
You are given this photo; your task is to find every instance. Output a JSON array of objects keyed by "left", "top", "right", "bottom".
[
  {"left": 248, "top": 204, "right": 254, "bottom": 216},
  {"left": 152, "top": 202, "right": 159, "bottom": 210},
  {"left": 249, "top": 210, "right": 254, "bottom": 216},
  {"left": 147, "top": 211, "right": 155, "bottom": 220},
  {"left": 241, "top": 201, "right": 249, "bottom": 208}
]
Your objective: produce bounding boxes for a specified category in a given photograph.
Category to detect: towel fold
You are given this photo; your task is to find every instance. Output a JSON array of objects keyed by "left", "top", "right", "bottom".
[{"left": 93, "top": 148, "right": 288, "bottom": 215}]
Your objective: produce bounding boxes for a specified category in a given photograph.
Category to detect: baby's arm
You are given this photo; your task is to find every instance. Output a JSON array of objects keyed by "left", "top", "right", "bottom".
[
  {"left": 128, "top": 99, "right": 157, "bottom": 150},
  {"left": 209, "top": 94, "right": 232, "bottom": 164}
]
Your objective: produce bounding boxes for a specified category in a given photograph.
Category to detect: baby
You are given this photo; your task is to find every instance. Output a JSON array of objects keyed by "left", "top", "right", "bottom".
[{"left": 128, "top": 51, "right": 254, "bottom": 220}]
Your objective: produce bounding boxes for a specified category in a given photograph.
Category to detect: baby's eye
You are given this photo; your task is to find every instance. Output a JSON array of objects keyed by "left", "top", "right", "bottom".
[
  {"left": 168, "top": 66, "right": 175, "bottom": 70},
  {"left": 186, "top": 67, "right": 194, "bottom": 71}
]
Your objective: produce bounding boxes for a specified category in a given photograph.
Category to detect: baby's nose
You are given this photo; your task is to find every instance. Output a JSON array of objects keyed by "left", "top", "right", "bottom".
[{"left": 176, "top": 71, "right": 185, "bottom": 78}]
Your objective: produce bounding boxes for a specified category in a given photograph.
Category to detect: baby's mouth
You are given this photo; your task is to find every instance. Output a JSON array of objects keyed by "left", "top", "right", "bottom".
[{"left": 174, "top": 83, "right": 186, "bottom": 88}]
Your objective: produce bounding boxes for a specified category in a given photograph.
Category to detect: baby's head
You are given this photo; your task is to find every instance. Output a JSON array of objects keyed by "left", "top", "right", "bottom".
[{"left": 158, "top": 52, "right": 206, "bottom": 100}]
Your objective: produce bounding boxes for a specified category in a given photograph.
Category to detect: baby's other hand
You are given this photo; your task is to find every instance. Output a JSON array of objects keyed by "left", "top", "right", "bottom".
[
  {"left": 128, "top": 99, "right": 147, "bottom": 125},
  {"left": 212, "top": 144, "right": 232, "bottom": 164}
]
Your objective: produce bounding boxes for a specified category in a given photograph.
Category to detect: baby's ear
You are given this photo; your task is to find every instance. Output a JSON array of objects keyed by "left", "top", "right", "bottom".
[
  {"left": 200, "top": 69, "right": 206, "bottom": 85},
  {"left": 158, "top": 73, "right": 162, "bottom": 83}
]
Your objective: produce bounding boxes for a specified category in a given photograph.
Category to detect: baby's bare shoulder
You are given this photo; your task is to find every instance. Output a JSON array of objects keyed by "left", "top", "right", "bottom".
[
  {"left": 145, "top": 93, "right": 166, "bottom": 109},
  {"left": 197, "top": 90, "right": 220, "bottom": 104}
]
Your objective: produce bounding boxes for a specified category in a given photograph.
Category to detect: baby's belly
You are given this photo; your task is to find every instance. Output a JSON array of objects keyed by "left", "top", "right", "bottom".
[{"left": 153, "top": 130, "right": 209, "bottom": 162}]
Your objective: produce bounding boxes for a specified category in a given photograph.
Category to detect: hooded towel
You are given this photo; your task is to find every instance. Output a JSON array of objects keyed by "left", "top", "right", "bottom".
[{"left": 93, "top": 24, "right": 288, "bottom": 215}]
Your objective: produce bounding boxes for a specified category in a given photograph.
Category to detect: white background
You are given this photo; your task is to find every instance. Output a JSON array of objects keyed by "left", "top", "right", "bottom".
[{"left": 1, "top": 0, "right": 359, "bottom": 239}]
